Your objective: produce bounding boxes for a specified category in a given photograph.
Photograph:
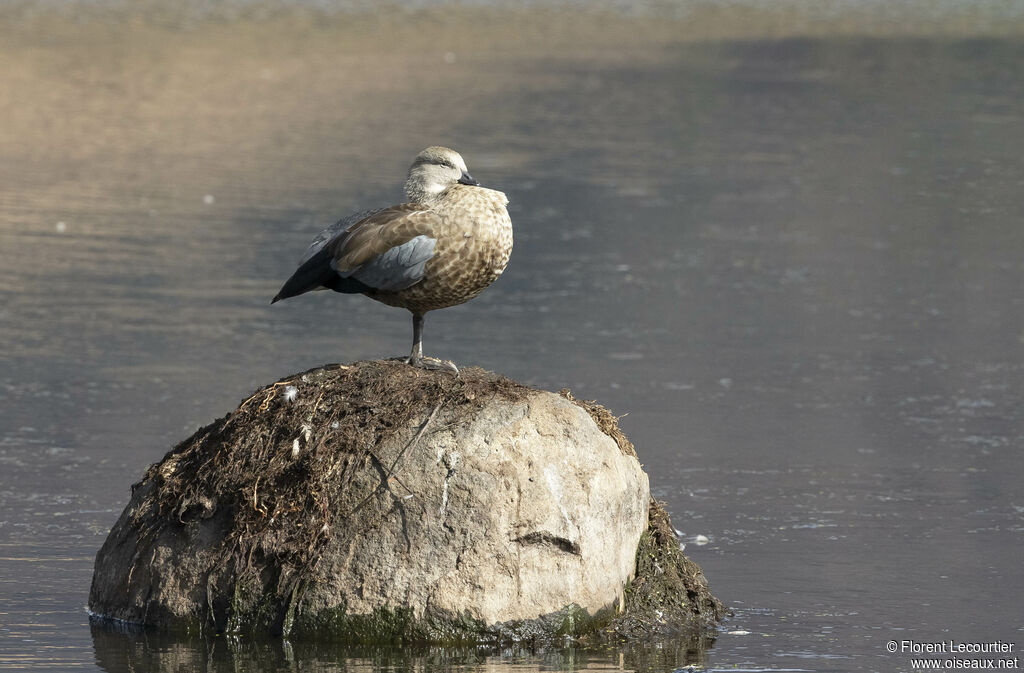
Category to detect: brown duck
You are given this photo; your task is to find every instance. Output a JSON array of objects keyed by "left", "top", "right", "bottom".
[{"left": 272, "top": 147, "right": 513, "bottom": 369}]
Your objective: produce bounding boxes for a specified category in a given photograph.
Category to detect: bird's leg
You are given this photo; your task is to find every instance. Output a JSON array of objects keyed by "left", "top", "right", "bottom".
[
  {"left": 408, "top": 313, "right": 424, "bottom": 366},
  {"left": 406, "top": 312, "right": 458, "bottom": 374}
]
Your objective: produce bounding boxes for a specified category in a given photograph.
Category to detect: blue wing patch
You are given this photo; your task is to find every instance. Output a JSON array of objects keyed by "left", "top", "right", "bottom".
[{"left": 342, "top": 235, "right": 437, "bottom": 292}]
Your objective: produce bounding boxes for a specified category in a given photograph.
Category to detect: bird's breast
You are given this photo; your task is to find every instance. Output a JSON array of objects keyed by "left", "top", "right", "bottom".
[{"left": 368, "top": 188, "right": 512, "bottom": 313}]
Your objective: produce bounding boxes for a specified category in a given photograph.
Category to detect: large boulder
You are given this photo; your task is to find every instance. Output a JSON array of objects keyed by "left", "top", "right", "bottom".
[{"left": 89, "top": 361, "right": 722, "bottom": 643}]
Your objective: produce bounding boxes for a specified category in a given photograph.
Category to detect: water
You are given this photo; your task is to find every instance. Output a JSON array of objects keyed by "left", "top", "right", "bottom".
[{"left": 2, "top": 4, "right": 1023, "bottom": 672}]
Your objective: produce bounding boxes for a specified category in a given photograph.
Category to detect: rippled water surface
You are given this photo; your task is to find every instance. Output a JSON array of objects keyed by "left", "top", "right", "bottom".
[{"left": 2, "top": 4, "right": 1023, "bottom": 672}]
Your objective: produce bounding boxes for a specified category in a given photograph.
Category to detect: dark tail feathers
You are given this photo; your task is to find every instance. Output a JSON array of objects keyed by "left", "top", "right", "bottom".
[
  {"left": 271, "top": 247, "right": 374, "bottom": 303},
  {"left": 271, "top": 247, "right": 337, "bottom": 304}
]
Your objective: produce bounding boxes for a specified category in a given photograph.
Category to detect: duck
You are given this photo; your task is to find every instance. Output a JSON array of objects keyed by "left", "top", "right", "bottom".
[{"left": 272, "top": 146, "right": 513, "bottom": 370}]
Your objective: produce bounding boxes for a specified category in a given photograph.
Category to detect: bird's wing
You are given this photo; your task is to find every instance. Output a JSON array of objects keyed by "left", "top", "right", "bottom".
[
  {"left": 299, "top": 208, "right": 381, "bottom": 265},
  {"left": 328, "top": 204, "right": 443, "bottom": 292}
]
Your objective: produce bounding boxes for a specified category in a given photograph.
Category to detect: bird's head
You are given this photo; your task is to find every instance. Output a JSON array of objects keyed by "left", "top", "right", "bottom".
[{"left": 404, "top": 146, "right": 479, "bottom": 204}]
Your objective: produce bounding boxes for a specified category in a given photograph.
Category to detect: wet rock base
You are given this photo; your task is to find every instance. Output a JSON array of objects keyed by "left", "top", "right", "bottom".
[{"left": 89, "top": 361, "right": 723, "bottom": 644}]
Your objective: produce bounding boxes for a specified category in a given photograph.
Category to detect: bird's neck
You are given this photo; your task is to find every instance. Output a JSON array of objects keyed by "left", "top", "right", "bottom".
[{"left": 408, "top": 184, "right": 474, "bottom": 209}]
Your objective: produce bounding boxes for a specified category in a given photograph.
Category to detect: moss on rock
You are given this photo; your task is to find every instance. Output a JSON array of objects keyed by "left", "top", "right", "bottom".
[{"left": 600, "top": 500, "right": 726, "bottom": 640}]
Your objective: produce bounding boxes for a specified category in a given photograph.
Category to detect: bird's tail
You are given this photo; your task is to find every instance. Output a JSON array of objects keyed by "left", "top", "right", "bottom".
[{"left": 271, "top": 247, "right": 337, "bottom": 304}]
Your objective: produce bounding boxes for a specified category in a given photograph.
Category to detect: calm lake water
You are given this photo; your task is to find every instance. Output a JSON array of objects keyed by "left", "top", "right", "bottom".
[{"left": 2, "top": 4, "right": 1023, "bottom": 672}]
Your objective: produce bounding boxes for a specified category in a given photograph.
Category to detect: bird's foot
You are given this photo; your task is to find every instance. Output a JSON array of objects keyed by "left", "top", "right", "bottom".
[{"left": 406, "top": 355, "right": 459, "bottom": 374}]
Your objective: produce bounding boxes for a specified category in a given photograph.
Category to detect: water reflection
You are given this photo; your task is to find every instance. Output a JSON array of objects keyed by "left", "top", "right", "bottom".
[{"left": 90, "top": 622, "right": 716, "bottom": 673}]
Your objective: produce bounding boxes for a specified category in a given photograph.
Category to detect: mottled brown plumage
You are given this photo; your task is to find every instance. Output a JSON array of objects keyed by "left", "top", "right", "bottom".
[{"left": 272, "top": 147, "right": 512, "bottom": 369}]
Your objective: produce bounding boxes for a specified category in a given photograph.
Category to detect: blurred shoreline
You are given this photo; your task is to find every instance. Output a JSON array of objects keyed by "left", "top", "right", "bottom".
[
  {"left": 2, "top": 0, "right": 1024, "bottom": 41},
  {"left": 2, "top": 1, "right": 1022, "bottom": 246}
]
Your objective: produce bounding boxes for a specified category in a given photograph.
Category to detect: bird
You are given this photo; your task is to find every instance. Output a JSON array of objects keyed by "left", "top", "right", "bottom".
[{"left": 271, "top": 146, "right": 513, "bottom": 371}]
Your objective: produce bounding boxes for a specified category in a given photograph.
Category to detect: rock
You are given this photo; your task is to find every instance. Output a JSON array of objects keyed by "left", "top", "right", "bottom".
[{"left": 88, "top": 361, "right": 722, "bottom": 643}]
